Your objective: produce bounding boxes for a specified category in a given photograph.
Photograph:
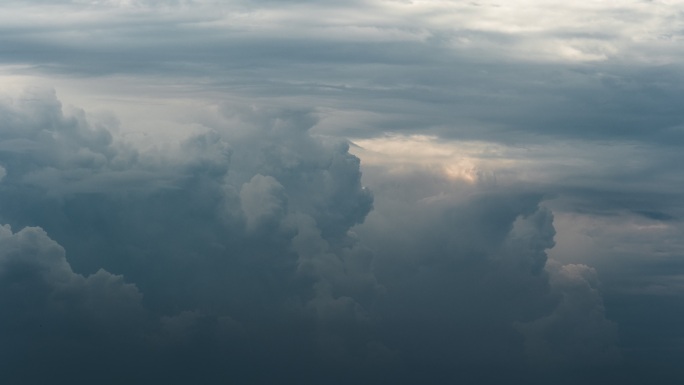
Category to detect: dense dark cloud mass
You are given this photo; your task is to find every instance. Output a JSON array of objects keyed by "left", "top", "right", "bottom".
[
  {"left": 0, "top": 90, "right": 625, "bottom": 384},
  {"left": 356, "top": 167, "right": 624, "bottom": 381},
  {"left": 2, "top": 0, "right": 684, "bottom": 383},
  {"left": 0, "top": 89, "right": 375, "bottom": 383}
]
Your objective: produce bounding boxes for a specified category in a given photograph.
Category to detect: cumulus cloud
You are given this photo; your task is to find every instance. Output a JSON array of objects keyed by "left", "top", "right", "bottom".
[
  {"left": 0, "top": 224, "right": 148, "bottom": 383},
  {"left": 517, "top": 261, "right": 621, "bottom": 367},
  {"left": 0, "top": 89, "right": 384, "bottom": 381},
  {"left": 353, "top": 165, "right": 622, "bottom": 381},
  {"left": 0, "top": 88, "right": 628, "bottom": 383}
]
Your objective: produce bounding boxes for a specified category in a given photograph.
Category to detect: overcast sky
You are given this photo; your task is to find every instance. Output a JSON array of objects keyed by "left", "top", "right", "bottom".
[{"left": 1, "top": 1, "right": 684, "bottom": 384}]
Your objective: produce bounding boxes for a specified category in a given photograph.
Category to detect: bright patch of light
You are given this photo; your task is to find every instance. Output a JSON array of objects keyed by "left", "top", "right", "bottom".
[{"left": 350, "top": 134, "right": 508, "bottom": 184}]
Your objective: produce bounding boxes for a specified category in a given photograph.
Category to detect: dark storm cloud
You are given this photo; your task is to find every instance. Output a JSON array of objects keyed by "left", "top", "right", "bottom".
[
  {"left": 356, "top": 168, "right": 620, "bottom": 372},
  {"left": 0, "top": 88, "right": 386, "bottom": 383},
  {"left": 0, "top": 224, "right": 149, "bottom": 384},
  {"left": 2, "top": 0, "right": 684, "bottom": 382},
  {"left": 0, "top": 90, "right": 624, "bottom": 384}
]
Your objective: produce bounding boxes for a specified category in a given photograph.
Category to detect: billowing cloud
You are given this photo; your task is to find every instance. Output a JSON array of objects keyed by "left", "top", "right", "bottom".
[
  {"left": 1, "top": 0, "right": 683, "bottom": 382},
  {"left": 0, "top": 89, "right": 625, "bottom": 384},
  {"left": 517, "top": 261, "right": 620, "bottom": 367},
  {"left": 0, "top": 89, "right": 380, "bottom": 382},
  {"left": 0, "top": 224, "right": 148, "bottom": 383}
]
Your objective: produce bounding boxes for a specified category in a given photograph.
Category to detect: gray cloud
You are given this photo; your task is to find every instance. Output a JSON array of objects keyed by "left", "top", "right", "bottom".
[
  {"left": 359, "top": 171, "right": 615, "bottom": 362},
  {"left": 0, "top": 89, "right": 382, "bottom": 383},
  {"left": 0, "top": 89, "right": 628, "bottom": 384},
  {"left": 3, "top": 0, "right": 684, "bottom": 148},
  {"left": 1, "top": 0, "right": 683, "bottom": 382},
  {"left": 517, "top": 261, "right": 620, "bottom": 367},
  {"left": 0, "top": 224, "right": 149, "bottom": 384}
]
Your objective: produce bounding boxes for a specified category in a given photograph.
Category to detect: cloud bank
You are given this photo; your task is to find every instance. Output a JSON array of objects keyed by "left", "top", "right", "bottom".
[{"left": 0, "top": 89, "right": 623, "bottom": 384}]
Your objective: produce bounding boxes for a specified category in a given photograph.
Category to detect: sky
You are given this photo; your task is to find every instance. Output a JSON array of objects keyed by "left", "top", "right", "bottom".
[{"left": 1, "top": 0, "right": 684, "bottom": 383}]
